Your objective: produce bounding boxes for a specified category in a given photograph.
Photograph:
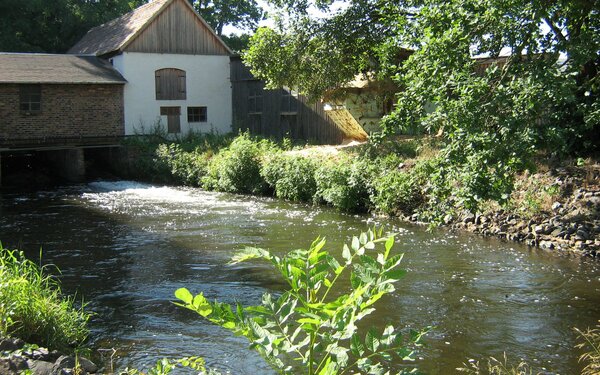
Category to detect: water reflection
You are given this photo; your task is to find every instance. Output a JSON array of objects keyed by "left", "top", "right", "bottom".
[{"left": 0, "top": 181, "right": 598, "bottom": 374}]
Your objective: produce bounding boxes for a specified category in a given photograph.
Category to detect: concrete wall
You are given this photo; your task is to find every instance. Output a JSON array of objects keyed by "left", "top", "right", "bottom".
[
  {"left": 0, "top": 84, "right": 124, "bottom": 141},
  {"left": 112, "top": 52, "right": 232, "bottom": 136}
]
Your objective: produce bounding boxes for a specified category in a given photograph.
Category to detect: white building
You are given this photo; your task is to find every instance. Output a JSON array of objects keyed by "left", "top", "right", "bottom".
[{"left": 69, "top": 0, "right": 233, "bottom": 136}]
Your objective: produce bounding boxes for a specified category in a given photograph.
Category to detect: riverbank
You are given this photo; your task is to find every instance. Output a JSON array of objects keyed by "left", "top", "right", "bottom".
[
  {"left": 0, "top": 336, "right": 98, "bottom": 375},
  {"left": 121, "top": 133, "right": 599, "bottom": 257}
]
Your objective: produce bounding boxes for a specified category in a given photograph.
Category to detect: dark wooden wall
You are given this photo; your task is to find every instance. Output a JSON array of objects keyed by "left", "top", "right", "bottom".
[{"left": 230, "top": 57, "right": 346, "bottom": 145}]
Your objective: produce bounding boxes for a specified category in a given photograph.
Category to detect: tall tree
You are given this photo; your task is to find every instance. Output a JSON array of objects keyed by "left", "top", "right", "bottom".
[
  {"left": 0, "top": 0, "right": 140, "bottom": 53},
  {"left": 244, "top": 0, "right": 599, "bottom": 216},
  {"left": 192, "top": 0, "right": 264, "bottom": 36}
]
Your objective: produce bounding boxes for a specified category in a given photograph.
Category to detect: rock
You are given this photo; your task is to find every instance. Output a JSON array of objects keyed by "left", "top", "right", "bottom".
[
  {"left": 576, "top": 229, "right": 589, "bottom": 241},
  {"left": 28, "top": 359, "right": 54, "bottom": 375},
  {"left": 0, "top": 337, "right": 25, "bottom": 352},
  {"left": 53, "top": 356, "right": 75, "bottom": 369},
  {"left": 0, "top": 356, "right": 28, "bottom": 375},
  {"left": 443, "top": 214, "right": 453, "bottom": 225},
  {"left": 551, "top": 202, "right": 562, "bottom": 211},
  {"left": 463, "top": 213, "right": 476, "bottom": 224},
  {"left": 77, "top": 357, "right": 98, "bottom": 373},
  {"left": 551, "top": 227, "right": 563, "bottom": 237},
  {"left": 28, "top": 348, "right": 52, "bottom": 361}
]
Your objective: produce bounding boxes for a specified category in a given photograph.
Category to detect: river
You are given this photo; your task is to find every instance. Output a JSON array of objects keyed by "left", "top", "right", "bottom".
[{"left": 0, "top": 181, "right": 598, "bottom": 374}]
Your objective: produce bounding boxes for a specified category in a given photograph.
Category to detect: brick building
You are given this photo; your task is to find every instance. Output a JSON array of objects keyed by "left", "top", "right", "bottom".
[{"left": 0, "top": 53, "right": 125, "bottom": 147}]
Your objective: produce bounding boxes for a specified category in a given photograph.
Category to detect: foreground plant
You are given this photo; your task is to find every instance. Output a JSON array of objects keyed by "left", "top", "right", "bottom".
[
  {"left": 575, "top": 321, "right": 600, "bottom": 375},
  {"left": 0, "top": 245, "right": 89, "bottom": 352},
  {"left": 175, "top": 228, "right": 427, "bottom": 374}
]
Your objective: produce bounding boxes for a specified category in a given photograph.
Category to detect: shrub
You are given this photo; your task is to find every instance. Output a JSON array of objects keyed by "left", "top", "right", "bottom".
[
  {"left": 261, "top": 152, "right": 318, "bottom": 202},
  {"left": 155, "top": 144, "right": 210, "bottom": 186},
  {"left": 0, "top": 246, "right": 89, "bottom": 352},
  {"left": 202, "top": 133, "right": 276, "bottom": 195},
  {"left": 175, "top": 228, "right": 428, "bottom": 375},
  {"left": 314, "top": 156, "right": 374, "bottom": 213}
]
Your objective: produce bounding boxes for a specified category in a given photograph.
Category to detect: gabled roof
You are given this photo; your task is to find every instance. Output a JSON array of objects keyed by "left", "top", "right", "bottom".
[
  {"left": 0, "top": 53, "right": 126, "bottom": 84},
  {"left": 68, "top": 0, "right": 232, "bottom": 56}
]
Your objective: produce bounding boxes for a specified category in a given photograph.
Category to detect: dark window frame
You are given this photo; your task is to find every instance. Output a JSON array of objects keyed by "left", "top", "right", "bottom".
[
  {"left": 187, "top": 106, "right": 207, "bottom": 122},
  {"left": 20, "top": 85, "right": 41, "bottom": 114}
]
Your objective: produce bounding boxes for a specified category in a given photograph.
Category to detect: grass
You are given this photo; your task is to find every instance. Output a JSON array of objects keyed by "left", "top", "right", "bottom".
[
  {"left": 576, "top": 321, "right": 600, "bottom": 375},
  {"left": 0, "top": 245, "right": 90, "bottom": 352}
]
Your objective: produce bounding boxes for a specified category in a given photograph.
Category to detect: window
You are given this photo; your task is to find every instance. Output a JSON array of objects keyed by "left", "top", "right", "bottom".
[
  {"left": 20, "top": 85, "right": 41, "bottom": 114},
  {"left": 188, "top": 106, "right": 207, "bottom": 122},
  {"left": 280, "top": 88, "right": 298, "bottom": 114},
  {"left": 155, "top": 68, "right": 186, "bottom": 100},
  {"left": 248, "top": 82, "right": 263, "bottom": 114}
]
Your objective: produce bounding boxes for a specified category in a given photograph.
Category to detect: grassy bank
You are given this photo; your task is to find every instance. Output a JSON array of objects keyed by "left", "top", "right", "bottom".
[
  {"left": 124, "top": 132, "right": 599, "bottom": 254},
  {"left": 0, "top": 246, "right": 89, "bottom": 352}
]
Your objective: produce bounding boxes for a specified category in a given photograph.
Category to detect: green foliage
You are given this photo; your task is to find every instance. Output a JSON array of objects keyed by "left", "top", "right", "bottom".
[
  {"left": 155, "top": 144, "right": 210, "bottom": 186},
  {"left": 457, "top": 353, "right": 537, "bottom": 375},
  {"left": 313, "top": 156, "right": 375, "bottom": 213},
  {"left": 0, "top": 0, "right": 142, "bottom": 53},
  {"left": 202, "top": 133, "right": 276, "bottom": 195},
  {"left": 175, "top": 228, "right": 428, "bottom": 375},
  {"left": 194, "top": 0, "right": 264, "bottom": 36},
  {"left": 121, "top": 356, "right": 218, "bottom": 375},
  {"left": 261, "top": 152, "right": 319, "bottom": 202},
  {"left": 371, "top": 157, "right": 420, "bottom": 216},
  {"left": 575, "top": 321, "right": 600, "bottom": 375},
  {"left": 0, "top": 246, "right": 90, "bottom": 352}
]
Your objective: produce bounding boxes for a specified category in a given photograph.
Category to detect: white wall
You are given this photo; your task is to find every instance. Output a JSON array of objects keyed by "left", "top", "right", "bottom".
[{"left": 111, "top": 52, "right": 232, "bottom": 136}]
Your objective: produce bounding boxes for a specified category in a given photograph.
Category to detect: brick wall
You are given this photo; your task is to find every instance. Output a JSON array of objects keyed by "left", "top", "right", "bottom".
[{"left": 0, "top": 84, "right": 124, "bottom": 141}]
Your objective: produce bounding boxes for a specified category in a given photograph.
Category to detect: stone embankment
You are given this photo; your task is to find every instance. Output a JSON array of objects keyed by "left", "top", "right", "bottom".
[
  {"left": 447, "top": 176, "right": 599, "bottom": 257},
  {"left": 0, "top": 337, "right": 98, "bottom": 375}
]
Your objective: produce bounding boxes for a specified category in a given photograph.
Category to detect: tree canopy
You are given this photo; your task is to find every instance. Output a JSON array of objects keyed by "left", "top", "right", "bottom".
[
  {"left": 0, "top": 0, "right": 145, "bottom": 53},
  {"left": 245, "top": 0, "right": 599, "bottom": 216},
  {"left": 192, "top": 0, "right": 264, "bottom": 36}
]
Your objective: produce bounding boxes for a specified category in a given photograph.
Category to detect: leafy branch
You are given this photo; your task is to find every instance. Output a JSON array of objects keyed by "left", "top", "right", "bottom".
[{"left": 175, "top": 228, "right": 428, "bottom": 374}]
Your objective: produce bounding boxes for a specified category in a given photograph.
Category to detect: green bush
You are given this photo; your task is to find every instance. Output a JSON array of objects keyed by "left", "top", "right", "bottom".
[
  {"left": 0, "top": 246, "right": 90, "bottom": 352},
  {"left": 202, "top": 133, "right": 277, "bottom": 195},
  {"left": 261, "top": 152, "right": 318, "bottom": 202},
  {"left": 371, "top": 155, "right": 427, "bottom": 216},
  {"left": 176, "top": 228, "right": 428, "bottom": 375},
  {"left": 155, "top": 144, "right": 210, "bottom": 186},
  {"left": 314, "top": 156, "right": 374, "bottom": 213}
]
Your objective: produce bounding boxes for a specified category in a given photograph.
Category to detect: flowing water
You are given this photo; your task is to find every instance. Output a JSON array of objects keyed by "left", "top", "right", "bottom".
[{"left": 0, "top": 181, "right": 599, "bottom": 374}]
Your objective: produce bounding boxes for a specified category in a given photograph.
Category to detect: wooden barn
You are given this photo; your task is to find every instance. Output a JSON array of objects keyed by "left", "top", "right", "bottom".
[{"left": 230, "top": 56, "right": 367, "bottom": 144}]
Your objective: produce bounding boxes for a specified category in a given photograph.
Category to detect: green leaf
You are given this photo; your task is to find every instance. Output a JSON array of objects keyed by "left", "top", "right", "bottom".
[
  {"left": 342, "top": 244, "right": 351, "bottom": 263},
  {"left": 174, "top": 288, "right": 193, "bottom": 305},
  {"left": 365, "top": 328, "right": 380, "bottom": 352},
  {"left": 351, "top": 334, "right": 365, "bottom": 356},
  {"left": 351, "top": 236, "right": 360, "bottom": 251},
  {"left": 384, "top": 236, "right": 395, "bottom": 260}
]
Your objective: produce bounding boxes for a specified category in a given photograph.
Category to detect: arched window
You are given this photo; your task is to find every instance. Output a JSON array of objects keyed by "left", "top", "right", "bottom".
[{"left": 155, "top": 68, "right": 186, "bottom": 100}]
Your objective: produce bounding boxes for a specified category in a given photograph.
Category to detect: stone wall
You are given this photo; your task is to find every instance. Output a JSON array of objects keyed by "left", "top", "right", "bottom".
[{"left": 0, "top": 84, "right": 124, "bottom": 141}]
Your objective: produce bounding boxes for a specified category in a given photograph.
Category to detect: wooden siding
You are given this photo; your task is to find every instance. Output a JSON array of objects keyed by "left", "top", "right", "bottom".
[
  {"left": 125, "top": 0, "right": 229, "bottom": 55},
  {"left": 231, "top": 58, "right": 349, "bottom": 145}
]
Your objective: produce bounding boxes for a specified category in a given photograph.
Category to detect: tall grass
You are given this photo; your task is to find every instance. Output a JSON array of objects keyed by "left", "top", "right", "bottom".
[
  {"left": 576, "top": 322, "right": 600, "bottom": 375},
  {"left": 0, "top": 245, "right": 90, "bottom": 352}
]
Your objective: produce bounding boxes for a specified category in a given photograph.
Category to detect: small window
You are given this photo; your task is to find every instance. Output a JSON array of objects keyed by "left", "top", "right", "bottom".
[
  {"left": 280, "top": 88, "right": 298, "bottom": 114},
  {"left": 20, "top": 85, "right": 41, "bottom": 113},
  {"left": 248, "top": 82, "right": 263, "bottom": 114},
  {"left": 188, "top": 106, "right": 207, "bottom": 122},
  {"left": 155, "top": 68, "right": 186, "bottom": 100}
]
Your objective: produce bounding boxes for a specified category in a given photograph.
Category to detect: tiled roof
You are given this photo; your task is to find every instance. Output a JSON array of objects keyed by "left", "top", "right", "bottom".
[
  {"left": 0, "top": 53, "right": 126, "bottom": 84},
  {"left": 68, "top": 0, "right": 170, "bottom": 56}
]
